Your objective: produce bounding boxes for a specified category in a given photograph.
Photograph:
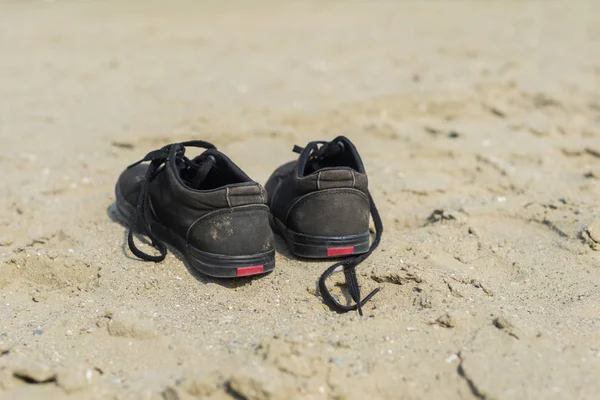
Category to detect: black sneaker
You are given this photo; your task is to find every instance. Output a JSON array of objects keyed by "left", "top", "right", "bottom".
[
  {"left": 265, "top": 136, "right": 383, "bottom": 314},
  {"left": 115, "top": 140, "right": 275, "bottom": 278}
]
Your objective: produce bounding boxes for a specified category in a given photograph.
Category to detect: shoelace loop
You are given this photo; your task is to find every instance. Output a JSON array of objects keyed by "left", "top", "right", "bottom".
[{"left": 126, "top": 140, "right": 216, "bottom": 262}]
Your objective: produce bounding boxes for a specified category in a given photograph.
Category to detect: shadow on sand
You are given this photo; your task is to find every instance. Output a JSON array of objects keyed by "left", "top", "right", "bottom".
[
  {"left": 107, "top": 202, "right": 354, "bottom": 306},
  {"left": 107, "top": 202, "right": 265, "bottom": 289}
]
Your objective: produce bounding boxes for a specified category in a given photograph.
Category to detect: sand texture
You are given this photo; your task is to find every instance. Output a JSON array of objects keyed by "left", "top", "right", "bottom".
[{"left": 1, "top": 1, "right": 600, "bottom": 399}]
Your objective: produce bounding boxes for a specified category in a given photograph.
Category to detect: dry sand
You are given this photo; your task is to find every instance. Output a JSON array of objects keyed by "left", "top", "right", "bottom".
[{"left": 1, "top": 1, "right": 600, "bottom": 399}]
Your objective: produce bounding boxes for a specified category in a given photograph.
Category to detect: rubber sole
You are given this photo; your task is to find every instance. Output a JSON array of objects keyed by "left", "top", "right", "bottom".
[
  {"left": 115, "top": 186, "right": 275, "bottom": 278},
  {"left": 271, "top": 215, "right": 370, "bottom": 259}
]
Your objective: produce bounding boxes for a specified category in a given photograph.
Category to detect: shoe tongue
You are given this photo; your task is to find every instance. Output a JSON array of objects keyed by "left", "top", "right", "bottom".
[
  {"left": 189, "top": 148, "right": 219, "bottom": 165},
  {"left": 317, "top": 140, "right": 345, "bottom": 160},
  {"left": 186, "top": 149, "right": 221, "bottom": 189},
  {"left": 301, "top": 140, "right": 346, "bottom": 175}
]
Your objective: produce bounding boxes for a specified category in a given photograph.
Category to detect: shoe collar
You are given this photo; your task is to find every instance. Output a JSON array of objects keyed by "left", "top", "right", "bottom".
[{"left": 295, "top": 135, "right": 365, "bottom": 178}]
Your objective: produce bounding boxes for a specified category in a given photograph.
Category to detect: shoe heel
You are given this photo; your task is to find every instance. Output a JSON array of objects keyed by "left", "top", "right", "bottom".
[
  {"left": 285, "top": 229, "right": 370, "bottom": 259},
  {"left": 186, "top": 246, "right": 276, "bottom": 278},
  {"left": 271, "top": 215, "right": 370, "bottom": 259}
]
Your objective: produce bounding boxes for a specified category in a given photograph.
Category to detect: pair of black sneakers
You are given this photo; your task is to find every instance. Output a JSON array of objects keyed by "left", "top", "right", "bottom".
[{"left": 114, "top": 136, "right": 382, "bottom": 315}]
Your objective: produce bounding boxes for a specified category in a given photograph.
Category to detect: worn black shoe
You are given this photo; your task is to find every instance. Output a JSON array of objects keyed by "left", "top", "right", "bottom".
[
  {"left": 115, "top": 140, "right": 275, "bottom": 278},
  {"left": 265, "top": 136, "right": 383, "bottom": 314}
]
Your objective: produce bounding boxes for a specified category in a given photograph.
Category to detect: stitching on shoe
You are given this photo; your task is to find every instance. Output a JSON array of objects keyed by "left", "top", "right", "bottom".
[
  {"left": 259, "top": 186, "right": 266, "bottom": 204},
  {"left": 225, "top": 187, "right": 232, "bottom": 208},
  {"left": 226, "top": 186, "right": 266, "bottom": 205},
  {"left": 227, "top": 190, "right": 264, "bottom": 197},
  {"left": 317, "top": 171, "right": 322, "bottom": 190},
  {"left": 351, "top": 170, "right": 356, "bottom": 188},
  {"left": 317, "top": 177, "right": 354, "bottom": 181}
]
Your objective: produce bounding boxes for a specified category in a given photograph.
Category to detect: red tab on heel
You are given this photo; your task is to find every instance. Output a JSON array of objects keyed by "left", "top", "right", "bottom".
[
  {"left": 327, "top": 247, "right": 355, "bottom": 257},
  {"left": 236, "top": 265, "right": 264, "bottom": 277}
]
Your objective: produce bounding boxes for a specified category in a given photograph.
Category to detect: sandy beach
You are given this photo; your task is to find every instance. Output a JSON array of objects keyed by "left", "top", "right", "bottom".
[{"left": 1, "top": 1, "right": 600, "bottom": 399}]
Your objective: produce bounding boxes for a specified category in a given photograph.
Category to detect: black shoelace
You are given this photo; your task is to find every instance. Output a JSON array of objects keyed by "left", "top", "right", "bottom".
[
  {"left": 293, "top": 141, "right": 383, "bottom": 316},
  {"left": 126, "top": 140, "right": 216, "bottom": 262}
]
